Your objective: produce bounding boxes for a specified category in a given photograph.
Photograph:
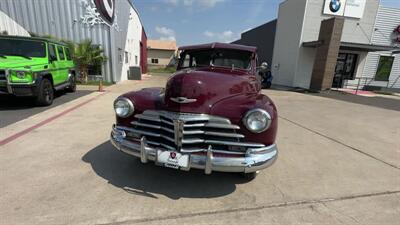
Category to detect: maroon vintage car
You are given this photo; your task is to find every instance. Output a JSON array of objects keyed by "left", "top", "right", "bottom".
[{"left": 110, "top": 43, "right": 278, "bottom": 180}]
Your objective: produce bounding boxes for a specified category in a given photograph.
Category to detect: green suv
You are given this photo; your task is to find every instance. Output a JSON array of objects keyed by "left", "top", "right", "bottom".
[{"left": 0, "top": 35, "right": 77, "bottom": 106}]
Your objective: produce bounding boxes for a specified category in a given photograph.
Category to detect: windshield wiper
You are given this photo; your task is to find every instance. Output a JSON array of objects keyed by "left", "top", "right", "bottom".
[
  {"left": 0, "top": 54, "right": 6, "bottom": 59},
  {"left": 9, "top": 54, "right": 32, "bottom": 60}
]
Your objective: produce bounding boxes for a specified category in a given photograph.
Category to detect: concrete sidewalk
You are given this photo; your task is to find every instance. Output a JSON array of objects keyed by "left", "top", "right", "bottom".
[{"left": 0, "top": 74, "right": 399, "bottom": 225}]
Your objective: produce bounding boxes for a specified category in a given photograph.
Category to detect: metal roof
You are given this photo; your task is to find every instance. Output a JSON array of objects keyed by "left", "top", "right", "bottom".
[
  {"left": 0, "top": 35, "right": 67, "bottom": 45},
  {"left": 147, "top": 40, "right": 177, "bottom": 51},
  {"left": 179, "top": 42, "right": 257, "bottom": 52},
  {"left": 302, "top": 40, "right": 399, "bottom": 52}
]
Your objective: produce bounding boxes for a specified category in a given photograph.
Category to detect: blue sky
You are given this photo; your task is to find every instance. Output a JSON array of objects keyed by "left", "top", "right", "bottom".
[{"left": 132, "top": 0, "right": 400, "bottom": 46}]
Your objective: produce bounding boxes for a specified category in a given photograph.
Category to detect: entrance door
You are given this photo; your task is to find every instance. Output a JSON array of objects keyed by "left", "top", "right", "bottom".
[{"left": 332, "top": 53, "right": 358, "bottom": 88}]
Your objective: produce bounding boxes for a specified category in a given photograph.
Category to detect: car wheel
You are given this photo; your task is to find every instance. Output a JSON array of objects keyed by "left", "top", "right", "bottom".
[
  {"left": 242, "top": 171, "right": 258, "bottom": 181},
  {"left": 36, "top": 78, "right": 54, "bottom": 106},
  {"left": 66, "top": 75, "right": 77, "bottom": 93}
]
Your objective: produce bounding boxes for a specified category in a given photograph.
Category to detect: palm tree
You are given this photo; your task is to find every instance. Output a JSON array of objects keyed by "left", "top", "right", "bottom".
[{"left": 73, "top": 40, "right": 107, "bottom": 83}]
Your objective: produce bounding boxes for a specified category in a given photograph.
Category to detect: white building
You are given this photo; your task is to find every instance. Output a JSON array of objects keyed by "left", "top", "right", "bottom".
[
  {"left": 235, "top": 0, "right": 399, "bottom": 91},
  {"left": 0, "top": 0, "right": 148, "bottom": 83}
]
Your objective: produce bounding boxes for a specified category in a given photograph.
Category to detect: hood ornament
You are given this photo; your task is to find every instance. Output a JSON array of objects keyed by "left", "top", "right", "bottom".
[{"left": 170, "top": 97, "right": 197, "bottom": 104}]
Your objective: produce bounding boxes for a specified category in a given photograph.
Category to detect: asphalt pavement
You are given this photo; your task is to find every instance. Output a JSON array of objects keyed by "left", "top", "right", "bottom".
[
  {"left": 0, "top": 89, "right": 93, "bottom": 128},
  {"left": 0, "top": 75, "right": 399, "bottom": 225}
]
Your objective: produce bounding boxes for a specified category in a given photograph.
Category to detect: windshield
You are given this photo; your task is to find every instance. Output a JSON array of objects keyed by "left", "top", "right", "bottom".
[
  {"left": 179, "top": 49, "right": 252, "bottom": 70},
  {"left": 0, "top": 38, "right": 46, "bottom": 58}
]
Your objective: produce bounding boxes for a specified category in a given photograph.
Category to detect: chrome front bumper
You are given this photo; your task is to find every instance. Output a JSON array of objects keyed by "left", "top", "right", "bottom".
[{"left": 110, "top": 125, "right": 278, "bottom": 174}]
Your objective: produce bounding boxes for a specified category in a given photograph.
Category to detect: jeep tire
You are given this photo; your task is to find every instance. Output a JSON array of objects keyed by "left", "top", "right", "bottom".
[
  {"left": 36, "top": 78, "right": 54, "bottom": 106},
  {"left": 66, "top": 75, "right": 77, "bottom": 93}
]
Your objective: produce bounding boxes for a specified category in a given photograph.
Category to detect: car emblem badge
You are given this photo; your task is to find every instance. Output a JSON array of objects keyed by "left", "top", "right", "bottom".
[{"left": 170, "top": 97, "right": 197, "bottom": 104}]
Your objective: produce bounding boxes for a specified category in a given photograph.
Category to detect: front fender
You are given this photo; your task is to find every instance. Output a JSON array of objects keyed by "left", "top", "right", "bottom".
[
  {"left": 210, "top": 93, "right": 278, "bottom": 146},
  {"left": 116, "top": 88, "right": 164, "bottom": 126}
]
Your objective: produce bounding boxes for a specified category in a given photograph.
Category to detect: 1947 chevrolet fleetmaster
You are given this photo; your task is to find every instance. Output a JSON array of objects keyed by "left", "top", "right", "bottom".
[{"left": 110, "top": 43, "right": 278, "bottom": 180}]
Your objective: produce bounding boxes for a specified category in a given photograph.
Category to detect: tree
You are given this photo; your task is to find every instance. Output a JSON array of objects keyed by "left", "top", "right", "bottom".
[{"left": 73, "top": 40, "right": 107, "bottom": 83}]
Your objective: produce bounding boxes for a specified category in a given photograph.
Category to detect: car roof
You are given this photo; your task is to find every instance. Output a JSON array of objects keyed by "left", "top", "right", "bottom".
[
  {"left": 179, "top": 42, "right": 257, "bottom": 53},
  {"left": 0, "top": 35, "right": 67, "bottom": 46}
]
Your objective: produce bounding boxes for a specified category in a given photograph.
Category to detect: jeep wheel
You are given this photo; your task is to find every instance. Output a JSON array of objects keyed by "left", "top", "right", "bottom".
[
  {"left": 242, "top": 171, "right": 258, "bottom": 181},
  {"left": 66, "top": 75, "right": 77, "bottom": 93},
  {"left": 36, "top": 78, "right": 54, "bottom": 106}
]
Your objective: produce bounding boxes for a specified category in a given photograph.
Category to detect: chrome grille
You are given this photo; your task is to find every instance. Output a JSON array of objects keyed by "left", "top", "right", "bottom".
[{"left": 117, "top": 110, "right": 265, "bottom": 154}]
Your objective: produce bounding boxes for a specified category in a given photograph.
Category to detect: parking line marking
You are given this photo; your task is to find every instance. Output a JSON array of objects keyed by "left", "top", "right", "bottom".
[{"left": 0, "top": 92, "right": 107, "bottom": 147}]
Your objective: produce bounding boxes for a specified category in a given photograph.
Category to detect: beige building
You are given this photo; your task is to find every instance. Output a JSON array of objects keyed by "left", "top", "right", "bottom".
[{"left": 147, "top": 40, "right": 177, "bottom": 67}]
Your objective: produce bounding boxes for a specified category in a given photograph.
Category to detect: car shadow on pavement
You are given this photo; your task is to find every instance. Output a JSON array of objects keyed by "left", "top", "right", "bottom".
[{"left": 82, "top": 141, "right": 248, "bottom": 200}]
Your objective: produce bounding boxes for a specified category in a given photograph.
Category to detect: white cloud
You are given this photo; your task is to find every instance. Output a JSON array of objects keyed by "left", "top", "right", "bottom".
[
  {"left": 183, "top": 0, "right": 194, "bottom": 6},
  {"left": 155, "top": 26, "right": 176, "bottom": 41},
  {"left": 164, "top": 0, "right": 225, "bottom": 8},
  {"left": 164, "top": 0, "right": 179, "bottom": 6},
  {"left": 204, "top": 30, "right": 214, "bottom": 37},
  {"left": 199, "top": 0, "right": 225, "bottom": 8},
  {"left": 203, "top": 30, "right": 236, "bottom": 42},
  {"left": 149, "top": 6, "right": 158, "bottom": 12},
  {"left": 160, "top": 36, "right": 176, "bottom": 41}
]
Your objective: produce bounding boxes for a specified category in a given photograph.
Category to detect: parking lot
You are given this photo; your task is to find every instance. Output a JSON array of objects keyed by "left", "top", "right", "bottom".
[
  {"left": 0, "top": 74, "right": 399, "bottom": 225},
  {"left": 0, "top": 89, "right": 94, "bottom": 128}
]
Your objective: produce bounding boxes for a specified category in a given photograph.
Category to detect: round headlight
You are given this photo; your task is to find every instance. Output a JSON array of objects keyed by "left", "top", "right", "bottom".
[
  {"left": 114, "top": 97, "right": 134, "bottom": 118},
  {"left": 243, "top": 109, "right": 271, "bottom": 133},
  {"left": 16, "top": 71, "right": 26, "bottom": 79}
]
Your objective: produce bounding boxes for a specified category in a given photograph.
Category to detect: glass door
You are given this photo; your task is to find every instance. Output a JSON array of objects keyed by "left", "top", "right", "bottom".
[{"left": 332, "top": 53, "right": 358, "bottom": 88}]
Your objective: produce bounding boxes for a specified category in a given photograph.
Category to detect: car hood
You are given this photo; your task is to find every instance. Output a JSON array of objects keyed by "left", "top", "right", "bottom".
[
  {"left": 163, "top": 67, "right": 260, "bottom": 113},
  {"left": 0, "top": 56, "right": 47, "bottom": 69}
]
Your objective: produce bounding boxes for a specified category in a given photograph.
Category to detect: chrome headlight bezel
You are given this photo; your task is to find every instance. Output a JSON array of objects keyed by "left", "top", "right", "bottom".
[
  {"left": 114, "top": 97, "right": 135, "bottom": 118},
  {"left": 16, "top": 71, "right": 27, "bottom": 79},
  {"left": 243, "top": 108, "right": 272, "bottom": 133}
]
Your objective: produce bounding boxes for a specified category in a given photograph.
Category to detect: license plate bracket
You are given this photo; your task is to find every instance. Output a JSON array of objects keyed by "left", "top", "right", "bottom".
[{"left": 157, "top": 150, "right": 189, "bottom": 169}]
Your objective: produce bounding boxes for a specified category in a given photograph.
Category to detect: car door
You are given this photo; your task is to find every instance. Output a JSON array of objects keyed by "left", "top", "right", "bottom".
[
  {"left": 64, "top": 47, "right": 74, "bottom": 75},
  {"left": 56, "top": 45, "right": 69, "bottom": 84},
  {"left": 47, "top": 43, "right": 61, "bottom": 85}
]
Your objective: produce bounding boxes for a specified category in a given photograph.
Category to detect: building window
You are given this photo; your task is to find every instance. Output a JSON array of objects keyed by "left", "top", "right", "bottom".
[
  {"left": 375, "top": 56, "right": 394, "bottom": 81},
  {"left": 135, "top": 55, "right": 138, "bottom": 65},
  {"left": 118, "top": 49, "right": 123, "bottom": 63},
  {"left": 125, "top": 51, "right": 129, "bottom": 63},
  {"left": 151, "top": 58, "right": 159, "bottom": 64}
]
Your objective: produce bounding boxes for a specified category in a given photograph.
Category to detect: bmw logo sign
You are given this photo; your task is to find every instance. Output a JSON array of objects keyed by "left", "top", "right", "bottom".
[
  {"left": 94, "top": 0, "right": 115, "bottom": 24},
  {"left": 329, "top": 0, "right": 341, "bottom": 13}
]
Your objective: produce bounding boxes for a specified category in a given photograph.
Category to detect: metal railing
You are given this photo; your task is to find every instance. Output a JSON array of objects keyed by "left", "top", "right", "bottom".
[{"left": 342, "top": 77, "right": 374, "bottom": 94}]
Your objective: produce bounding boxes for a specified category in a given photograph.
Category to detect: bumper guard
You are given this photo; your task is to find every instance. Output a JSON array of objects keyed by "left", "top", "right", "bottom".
[{"left": 110, "top": 125, "right": 278, "bottom": 174}]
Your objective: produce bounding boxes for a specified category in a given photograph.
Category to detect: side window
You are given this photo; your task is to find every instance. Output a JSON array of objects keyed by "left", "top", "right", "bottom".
[
  {"left": 57, "top": 46, "right": 65, "bottom": 60},
  {"left": 65, "top": 48, "right": 71, "bottom": 60},
  {"left": 48, "top": 44, "right": 57, "bottom": 61}
]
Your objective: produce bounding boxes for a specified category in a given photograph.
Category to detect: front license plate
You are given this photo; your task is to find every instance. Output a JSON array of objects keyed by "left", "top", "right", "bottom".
[{"left": 157, "top": 150, "right": 189, "bottom": 169}]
